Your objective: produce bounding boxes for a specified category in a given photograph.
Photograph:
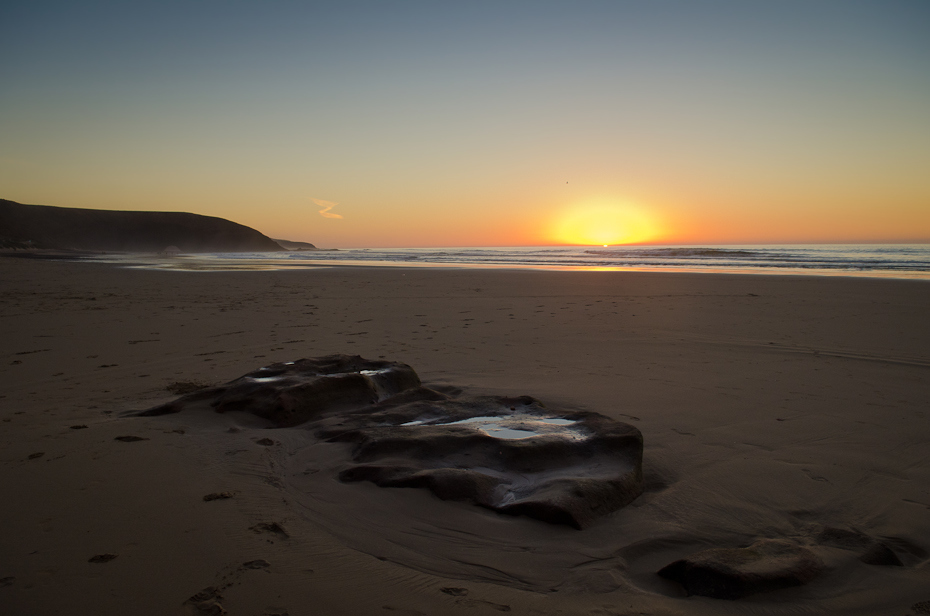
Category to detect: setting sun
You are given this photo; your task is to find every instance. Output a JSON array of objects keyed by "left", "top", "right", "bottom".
[{"left": 550, "top": 202, "right": 660, "bottom": 245}]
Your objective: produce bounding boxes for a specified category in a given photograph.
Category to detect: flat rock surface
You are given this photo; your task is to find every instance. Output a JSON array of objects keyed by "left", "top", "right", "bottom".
[
  {"left": 322, "top": 389, "right": 644, "bottom": 529},
  {"left": 139, "top": 354, "right": 422, "bottom": 427}
]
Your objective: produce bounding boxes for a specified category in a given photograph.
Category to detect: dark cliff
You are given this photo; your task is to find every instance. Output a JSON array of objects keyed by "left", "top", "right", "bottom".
[{"left": 0, "top": 199, "right": 284, "bottom": 252}]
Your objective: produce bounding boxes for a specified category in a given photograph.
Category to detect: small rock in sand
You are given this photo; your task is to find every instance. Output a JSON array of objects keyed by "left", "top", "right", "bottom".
[
  {"left": 114, "top": 435, "right": 148, "bottom": 442},
  {"left": 657, "top": 539, "right": 825, "bottom": 599}
]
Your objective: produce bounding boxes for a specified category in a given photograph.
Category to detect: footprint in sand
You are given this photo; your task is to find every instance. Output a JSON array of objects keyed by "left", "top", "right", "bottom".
[
  {"left": 203, "top": 491, "right": 236, "bottom": 501},
  {"left": 242, "top": 560, "right": 270, "bottom": 570},
  {"left": 184, "top": 586, "right": 226, "bottom": 616},
  {"left": 249, "top": 522, "right": 289, "bottom": 539},
  {"left": 88, "top": 553, "right": 118, "bottom": 563},
  {"left": 911, "top": 601, "right": 930, "bottom": 615}
]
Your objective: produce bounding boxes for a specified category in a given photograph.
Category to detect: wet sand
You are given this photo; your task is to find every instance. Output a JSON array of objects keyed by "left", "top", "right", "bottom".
[{"left": 1, "top": 256, "right": 928, "bottom": 615}]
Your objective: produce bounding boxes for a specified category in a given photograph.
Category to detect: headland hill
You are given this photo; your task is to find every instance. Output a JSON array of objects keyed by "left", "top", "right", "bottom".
[{"left": 0, "top": 199, "right": 315, "bottom": 253}]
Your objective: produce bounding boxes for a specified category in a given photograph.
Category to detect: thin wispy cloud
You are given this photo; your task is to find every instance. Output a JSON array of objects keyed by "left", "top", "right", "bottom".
[{"left": 312, "top": 198, "right": 343, "bottom": 219}]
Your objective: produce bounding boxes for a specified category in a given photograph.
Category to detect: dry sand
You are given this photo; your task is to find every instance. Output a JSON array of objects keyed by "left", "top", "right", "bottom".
[{"left": 1, "top": 256, "right": 928, "bottom": 615}]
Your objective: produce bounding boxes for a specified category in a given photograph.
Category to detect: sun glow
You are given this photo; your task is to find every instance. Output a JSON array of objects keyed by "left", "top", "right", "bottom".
[{"left": 551, "top": 202, "right": 660, "bottom": 245}]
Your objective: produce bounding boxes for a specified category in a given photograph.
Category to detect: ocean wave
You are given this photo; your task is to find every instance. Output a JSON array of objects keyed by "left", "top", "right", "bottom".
[
  {"left": 112, "top": 245, "right": 930, "bottom": 278},
  {"left": 584, "top": 248, "right": 768, "bottom": 259}
]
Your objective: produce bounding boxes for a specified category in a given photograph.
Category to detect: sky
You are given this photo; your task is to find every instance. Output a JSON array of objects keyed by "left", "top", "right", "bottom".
[{"left": 2, "top": 1, "right": 929, "bottom": 247}]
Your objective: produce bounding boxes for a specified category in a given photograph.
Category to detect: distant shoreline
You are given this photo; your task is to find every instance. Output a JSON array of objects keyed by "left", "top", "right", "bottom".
[
  {"left": 4, "top": 248, "right": 929, "bottom": 281},
  {"left": 6, "top": 244, "right": 926, "bottom": 280}
]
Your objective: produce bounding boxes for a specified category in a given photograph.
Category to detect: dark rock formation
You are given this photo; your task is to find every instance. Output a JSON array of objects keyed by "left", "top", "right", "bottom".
[
  {"left": 657, "top": 539, "right": 825, "bottom": 599},
  {"left": 323, "top": 391, "right": 643, "bottom": 529},
  {"left": 0, "top": 198, "right": 283, "bottom": 252},
  {"left": 135, "top": 354, "right": 644, "bottom": 528},
  {"left": 139, "top": 355, "right": 421, "bottom": 427}
]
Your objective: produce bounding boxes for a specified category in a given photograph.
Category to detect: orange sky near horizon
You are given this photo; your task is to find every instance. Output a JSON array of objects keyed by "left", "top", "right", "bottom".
[{"left": 6, "top": 182, "right": 928, "bottom": 248}]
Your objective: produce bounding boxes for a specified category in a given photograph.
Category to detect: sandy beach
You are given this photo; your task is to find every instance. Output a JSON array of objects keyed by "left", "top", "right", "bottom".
[{"left": 1, "top": 256, "right": 928, "bottom": 615}]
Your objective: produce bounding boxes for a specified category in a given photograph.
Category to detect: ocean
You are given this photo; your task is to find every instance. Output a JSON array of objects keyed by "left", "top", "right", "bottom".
[{"left": 89, "top": 244, "right": 930, "bottom": 279}]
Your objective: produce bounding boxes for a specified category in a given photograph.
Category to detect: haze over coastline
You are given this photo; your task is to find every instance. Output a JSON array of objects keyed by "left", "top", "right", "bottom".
[{"left": 2, "top": 1, "right": 928, "bottom": 247}]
